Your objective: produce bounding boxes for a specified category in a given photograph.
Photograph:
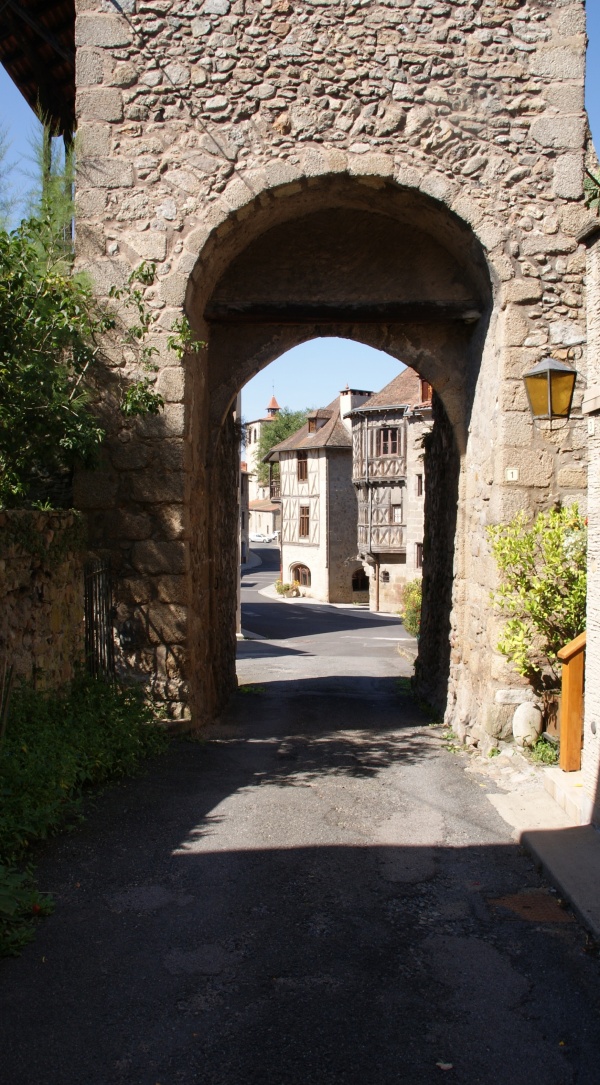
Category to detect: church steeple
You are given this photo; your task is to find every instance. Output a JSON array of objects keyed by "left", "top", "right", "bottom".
[{"left": 265, "top": 394, "right": 280, "bottom": 418}]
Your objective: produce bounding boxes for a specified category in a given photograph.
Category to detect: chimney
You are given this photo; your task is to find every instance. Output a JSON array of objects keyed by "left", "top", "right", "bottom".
[{"left": 339, "top": 386, "right": 372, "bottom": 432}]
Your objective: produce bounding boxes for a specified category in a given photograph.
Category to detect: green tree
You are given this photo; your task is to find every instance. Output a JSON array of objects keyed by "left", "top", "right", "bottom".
[
  {"left": 0, "top": 126, "right": 16, "bottom": 229},
  {"left": 253, "top": 407, "right": 310, "bottom": 485},
  {"left": 23, "top": 119, "right": 74, "bottom": 258},
  {"left": 487, "top": 505, "right": 587, "bottom": 688},
  {"left": 0, "top": 221, "right": 206, "bottom": 505},
  {"left": 0, "top": 218, "right": 109, "bottom": 504},
  {"left": 0, "top": 115, "right": 203, "bottom": 506}
]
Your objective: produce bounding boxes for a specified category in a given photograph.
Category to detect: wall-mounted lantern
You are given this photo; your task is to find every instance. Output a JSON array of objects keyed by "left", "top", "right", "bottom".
[{"left": 522, "top": 357, "right": 578, "bottom": 423}]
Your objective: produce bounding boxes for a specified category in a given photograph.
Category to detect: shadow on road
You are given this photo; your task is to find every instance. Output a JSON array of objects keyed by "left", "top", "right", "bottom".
[
  {"left": 1, "top": 767, "right": 598, "bottom": 1085},
  {"left": 240, "top": 599, "right": 409, "bottom": 640},
  {"left": 237, "top": 641, "right": 309, "bottom": 660},
  {"left": 211, "top": 682, "right": 431, "bottom": 785}
]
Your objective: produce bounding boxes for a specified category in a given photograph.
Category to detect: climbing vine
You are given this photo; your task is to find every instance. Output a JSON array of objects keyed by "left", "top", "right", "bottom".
[
  {"left": 584, "top": 168, "right": 600, "bottom": 214},
  {"left": 0, "top": 511, "right": 86, "bottom": 567}
]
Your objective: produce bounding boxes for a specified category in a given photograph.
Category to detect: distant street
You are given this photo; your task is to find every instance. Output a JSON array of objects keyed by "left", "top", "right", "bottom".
[
  {"left": 2, "top": 548, "right": 600, "bottom": 1085},
  {"left": 238, "top": 544, "right": 415, "bottom": 691}
]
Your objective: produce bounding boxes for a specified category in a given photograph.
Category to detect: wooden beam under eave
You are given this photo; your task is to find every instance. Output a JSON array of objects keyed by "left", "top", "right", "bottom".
[{"left": 204, "top": 301, "right": 483, "bottom": 326}]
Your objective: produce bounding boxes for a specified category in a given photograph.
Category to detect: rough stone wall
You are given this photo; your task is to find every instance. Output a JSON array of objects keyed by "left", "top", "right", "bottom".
[
  {"left": 375, "top": 554, "right": 407, "bottom": 613},
  {"left": 0, "top": 511, "right": 85, "bottom": 689},
  {"left": 404, "top": 412, "right": 429, "bottom": 579},
  {"left": 73, "top": 0, "right": 590, "bottom": 734},
  {"left": 582, "top": 234, "right": 600, "bottom": 824},
  {"left": 206, "top": 405, "right": 240, "bottom": 715},
  {"left": 416, "top": 393, "right": 460, "bottom": 717},
  {"left": 326, "top": 448, "right": 363, "bottom": 604}
]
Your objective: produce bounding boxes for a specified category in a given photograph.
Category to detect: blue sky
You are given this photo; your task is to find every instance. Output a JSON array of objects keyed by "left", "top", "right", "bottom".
[{"left": 2, "top": 9, "right": 600, "bottom": 421}]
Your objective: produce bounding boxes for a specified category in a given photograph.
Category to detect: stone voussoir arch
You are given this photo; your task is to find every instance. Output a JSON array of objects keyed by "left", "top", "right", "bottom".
[{"left": 176, "top": 165, "right": 501, "bottom": 734}]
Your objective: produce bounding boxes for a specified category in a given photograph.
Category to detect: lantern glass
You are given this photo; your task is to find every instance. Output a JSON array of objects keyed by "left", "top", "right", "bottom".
[
  {"left": 524, "top": 373, "right": 550, "bottom": 418},
  {"left": 522, "top": 357, "right": 577, "bottom": 421},
  {"left": 550, "top": 371, "right": 576, "bottom": 418}
]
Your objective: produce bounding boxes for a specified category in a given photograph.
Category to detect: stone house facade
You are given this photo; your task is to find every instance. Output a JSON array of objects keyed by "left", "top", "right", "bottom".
[
  {"left": 245, "top": 395, "right": 281, "bottom": 537},
  {"left": 348, "top": 368, "right": 432, "bottom": 613},
  {"left": 245, "top": 395, "right": 281, "bottom": 502},
  {"left": 265, "top": 390, "right": 368, "bottom": 602},
  {"left": 5, "top": 0, "right": 592, "bottom": 743},
  {"left": 248, "top": 498, "right": 280, "bottom": 539}
]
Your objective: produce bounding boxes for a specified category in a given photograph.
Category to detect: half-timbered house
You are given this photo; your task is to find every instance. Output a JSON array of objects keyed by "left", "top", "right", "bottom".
[
  {"left": 265, "top": 390, "right": 371, "bottom": 603},
  {"left": 347, "top": 369, "right": 433, "bottom": 612}
]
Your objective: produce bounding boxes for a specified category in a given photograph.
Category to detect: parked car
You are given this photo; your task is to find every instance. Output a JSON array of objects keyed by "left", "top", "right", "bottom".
[{"left": 249, "top": 531, "right": 279, "bottom": 543}]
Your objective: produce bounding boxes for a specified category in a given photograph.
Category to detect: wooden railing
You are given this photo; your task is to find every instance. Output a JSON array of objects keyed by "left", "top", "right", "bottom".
[
  {"left": 357, "top": 523, "right": 406, "bottom": 552},
  {"left": 557, "top": 630, "right": 586, "bottom": 772}
]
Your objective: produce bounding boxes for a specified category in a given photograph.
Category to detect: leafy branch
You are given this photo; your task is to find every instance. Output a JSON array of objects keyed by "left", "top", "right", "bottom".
[
  {"left": 110, "top": 264, "right": 205, "bottom": 417},
  {"left": 0, "top": 220, "right": 204, "bottom": 504},
  {"left": 488, "top": 505, "right": 587, "bottom": 689},
  {"left": 584, "top": 168, "right": 600, "bottom": 214}
]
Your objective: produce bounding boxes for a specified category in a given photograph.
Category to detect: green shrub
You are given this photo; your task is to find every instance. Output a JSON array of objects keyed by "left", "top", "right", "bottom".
[
  {"left": 275, "top": 580, "right": 299, "bottom": 595},
  {"left": 0, "top": 675, "right": 168, "bottom": 955},
  {"left": 400, "top": 578, "right": 422, "bottom": 637},
  {"left": 528, "top": 736, "right": 559, "bottom": 766},
  {"left": 488, "top": 505, "right": 586, "bottom": 688}
]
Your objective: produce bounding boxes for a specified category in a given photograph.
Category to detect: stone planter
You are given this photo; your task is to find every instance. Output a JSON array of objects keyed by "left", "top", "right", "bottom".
[{"left": 512, "top": 701, "right": 543, "bottom": 747}]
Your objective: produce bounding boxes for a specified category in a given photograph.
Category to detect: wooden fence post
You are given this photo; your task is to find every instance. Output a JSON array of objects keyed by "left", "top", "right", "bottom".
[{"left": 557, "top": 630, "right": 586, "bottom": 772}]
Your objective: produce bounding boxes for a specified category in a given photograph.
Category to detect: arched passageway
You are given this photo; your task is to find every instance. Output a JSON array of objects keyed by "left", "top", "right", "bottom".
[{"left": 184, "top": 175, "right": 493, "bottom": 726}]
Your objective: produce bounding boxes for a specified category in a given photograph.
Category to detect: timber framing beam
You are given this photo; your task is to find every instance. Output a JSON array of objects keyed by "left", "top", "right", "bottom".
[{"left": 204, "top": 301, "right": 483, "bottom": 326}]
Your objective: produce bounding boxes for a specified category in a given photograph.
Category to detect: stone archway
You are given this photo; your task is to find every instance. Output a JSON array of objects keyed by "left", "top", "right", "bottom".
[
  {"left": 74, "top": 157, "right": 588, "bottom": 746},
  {"left": 184, "top": 175, "right": 493, "bottom": 728}
]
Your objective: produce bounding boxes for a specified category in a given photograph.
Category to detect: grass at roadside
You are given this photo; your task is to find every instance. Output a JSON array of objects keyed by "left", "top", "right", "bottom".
[{"left": 0, "top": 675, "right": 168, "bottom": 957}]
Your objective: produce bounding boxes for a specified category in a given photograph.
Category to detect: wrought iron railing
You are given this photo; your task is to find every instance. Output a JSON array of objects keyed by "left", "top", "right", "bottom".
[{"left": 84, "top": 558, "right": 115, "bottom": 678}]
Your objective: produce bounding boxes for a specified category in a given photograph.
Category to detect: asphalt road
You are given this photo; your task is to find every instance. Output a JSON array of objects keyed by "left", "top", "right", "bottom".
[
  {"left": 1, "top": 551, "right": 600, "bottom": 1084},
  {"left": 238, "top": 545, "right": 415, "bottom": 691}
]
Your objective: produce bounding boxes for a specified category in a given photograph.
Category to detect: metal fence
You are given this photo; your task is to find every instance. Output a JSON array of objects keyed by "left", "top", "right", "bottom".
[{"left": 84, "top": 558, "right": 115, "bottom": 678}]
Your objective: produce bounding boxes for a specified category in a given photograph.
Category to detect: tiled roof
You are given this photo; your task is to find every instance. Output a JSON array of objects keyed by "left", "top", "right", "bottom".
[
  {"left": 354, "top": 368, "right": 423, "bottom": 411},
  {"left": 249, "top": 498, "right": 280, "bottom": 512},
  {"left": 265, "top": 398, "right": 351, "bottom": 458}
]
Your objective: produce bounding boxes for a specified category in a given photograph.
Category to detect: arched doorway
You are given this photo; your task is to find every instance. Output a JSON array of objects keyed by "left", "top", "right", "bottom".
[
  {"left": 184, "top": 173, "right": 493, "bottom": 730},
  {"left": 291, "top": 564, "right": 311, "bottom": 589}
]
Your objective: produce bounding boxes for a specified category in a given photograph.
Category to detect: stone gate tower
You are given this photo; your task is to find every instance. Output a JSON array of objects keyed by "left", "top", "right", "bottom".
[{"left": 64, "top": 0, "right": 590, "bottom": 740}]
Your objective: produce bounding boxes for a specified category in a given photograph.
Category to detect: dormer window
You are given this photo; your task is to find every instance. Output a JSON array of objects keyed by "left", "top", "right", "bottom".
[
  {"left": 307, "top": 414, "right": 327, "bottom": 434},
  {"left": 375, "top": 427, "right": 398, "bottom": 456}
]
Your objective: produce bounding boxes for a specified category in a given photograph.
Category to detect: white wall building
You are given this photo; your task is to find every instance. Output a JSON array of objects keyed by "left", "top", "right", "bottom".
[
  {"left": 266, "top": 390, "right": 370, "bottom": 603},
  {"left": 245, "top": 395, "right": 281, "bottom": 537}
]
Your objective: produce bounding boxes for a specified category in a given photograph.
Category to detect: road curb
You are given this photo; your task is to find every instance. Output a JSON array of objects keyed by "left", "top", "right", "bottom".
[{"left": 521, "top": 824, "right": 600, "bottom": 941}]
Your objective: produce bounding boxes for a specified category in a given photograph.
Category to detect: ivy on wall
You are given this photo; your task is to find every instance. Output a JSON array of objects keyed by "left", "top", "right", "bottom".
[{"left": 0, "top": 511, "right": 86, "bottom": 567}]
